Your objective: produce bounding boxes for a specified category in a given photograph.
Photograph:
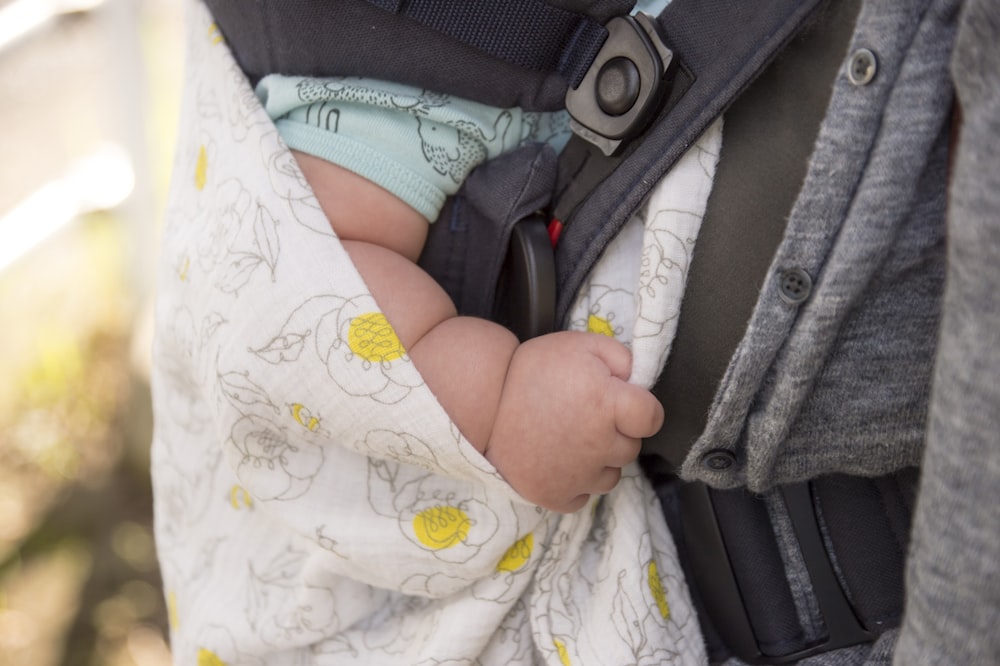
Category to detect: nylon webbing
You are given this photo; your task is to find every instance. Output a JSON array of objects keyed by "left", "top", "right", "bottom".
[
  {"left": 712, "top": 487, "right": 807, "bottom": 656},
  {"left": 363, "top": 0, "right": 612, "bottom": 87}
]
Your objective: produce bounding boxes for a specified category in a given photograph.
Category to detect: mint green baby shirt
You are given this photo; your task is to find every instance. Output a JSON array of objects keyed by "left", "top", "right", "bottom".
[{"left": 256, "top": 75, "right": 571, "bottom": 222}]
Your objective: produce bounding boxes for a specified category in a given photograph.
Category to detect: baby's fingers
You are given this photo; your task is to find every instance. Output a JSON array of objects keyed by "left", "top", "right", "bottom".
[
  {"left": 584, "top": 332, "right": 633, "bottom": 381},
  {"left": 613, "top": 380, "right": 664, "bottom": 439}
]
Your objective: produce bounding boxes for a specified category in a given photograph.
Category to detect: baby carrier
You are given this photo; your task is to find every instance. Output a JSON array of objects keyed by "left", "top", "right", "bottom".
[{"left": 205, "top": 0, "right": 920, "bottom": 662}]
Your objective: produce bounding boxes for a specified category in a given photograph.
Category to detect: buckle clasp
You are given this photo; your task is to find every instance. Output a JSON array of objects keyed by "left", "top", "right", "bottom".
[{"left": 565, "top": 13, "right": 675, "bottom": 156}]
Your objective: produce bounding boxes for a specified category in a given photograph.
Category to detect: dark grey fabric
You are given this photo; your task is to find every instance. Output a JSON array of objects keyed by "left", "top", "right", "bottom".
[
  {"left": 711, "top": 487, "right": 808, "bottom": 656},
  {"left": 419, "top": 144, "right": 558, "bottom": 320},
  {"left": 813, "top": 474, "right": 915, "bottom": 632},
  {"left": 201, "top": 0, "right": 616, "bottom": 110},
  {"left": 717, "top": 491, "right": 902, "bottom": 666},
  {"left": 378, "top": 0, "right": 612, "bottom": 88},
  {"left": 553, "top": 0, "right": 826, "bottom": 323},
  {"left": 652, "top": 471, "right": 913, "bottom": 664}
]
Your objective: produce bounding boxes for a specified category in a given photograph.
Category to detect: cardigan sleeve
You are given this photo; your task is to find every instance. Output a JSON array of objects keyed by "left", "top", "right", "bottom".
[{"left": 894, "top": 0, "right": 1000, "bottom": 661}]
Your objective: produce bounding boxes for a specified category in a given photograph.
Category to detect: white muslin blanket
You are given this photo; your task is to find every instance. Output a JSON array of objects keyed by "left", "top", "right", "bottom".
[{"left": 152, "top": 3, "right": 722, "bottom": 664}]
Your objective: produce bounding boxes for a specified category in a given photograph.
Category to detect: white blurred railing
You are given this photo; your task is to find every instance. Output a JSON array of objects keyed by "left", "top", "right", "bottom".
[
  {"left": 0, "top": 0, "right": 106, "bottom": 51},
  {"left": 0, "top": 144, "right": 134, "bottom": 272},
  {"left": 0, "top": 0, "right": 155, "bottom": 300}
]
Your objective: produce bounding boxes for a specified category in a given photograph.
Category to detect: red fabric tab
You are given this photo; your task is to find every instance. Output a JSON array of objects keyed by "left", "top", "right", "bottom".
[{"left": 547, "top": 218, "right": 564, "bottom": 247}]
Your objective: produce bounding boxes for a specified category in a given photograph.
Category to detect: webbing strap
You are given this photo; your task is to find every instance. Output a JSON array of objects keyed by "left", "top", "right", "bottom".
[
  {"left": 643, "top": 456, "right": 917, "bottom": 665},
  {"left": 811, "top": 472, "right": 918, "bottom": 630},
  {"left": 553, "top": 0, "right": 826, "bottom": 324},
  {"left": 362, "top": 0, "right": 616, "bottom": 88},
  {"left": 711, "top": 486, "right": 806, "bottom": 657}
]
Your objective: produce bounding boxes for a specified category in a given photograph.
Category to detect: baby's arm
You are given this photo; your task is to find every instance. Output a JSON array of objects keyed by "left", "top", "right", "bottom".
[{"left": 296, "top": 151, "right": 664, "bottom": 513}]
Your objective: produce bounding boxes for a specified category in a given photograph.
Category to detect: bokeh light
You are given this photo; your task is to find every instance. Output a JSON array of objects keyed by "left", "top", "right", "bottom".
[{"left": 0, "top": 0, "right": 182, "bottom": 663}]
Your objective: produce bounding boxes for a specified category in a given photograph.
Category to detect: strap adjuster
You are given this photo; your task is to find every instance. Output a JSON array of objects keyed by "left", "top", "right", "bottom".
[
  {"left": 494, "top": 215, "right": 556, "bottom": 342},
  {"left": 565, "top": 13, "right": 675, "bottom": 156}
]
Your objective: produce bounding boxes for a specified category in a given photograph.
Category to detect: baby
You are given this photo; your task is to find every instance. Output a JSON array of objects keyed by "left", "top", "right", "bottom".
[{"left": 281, "top": 96, "right": 664, "bottom": 512}]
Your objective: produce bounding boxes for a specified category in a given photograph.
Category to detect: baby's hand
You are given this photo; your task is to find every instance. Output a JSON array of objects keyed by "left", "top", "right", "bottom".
[{"left": 484, "top": 331, "right": 664, "bottom": 513}]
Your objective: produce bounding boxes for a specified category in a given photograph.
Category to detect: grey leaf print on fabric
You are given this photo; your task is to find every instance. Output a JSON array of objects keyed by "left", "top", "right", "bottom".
[{"left": 218, "top": 370, "right": 280, "bottom": 415}]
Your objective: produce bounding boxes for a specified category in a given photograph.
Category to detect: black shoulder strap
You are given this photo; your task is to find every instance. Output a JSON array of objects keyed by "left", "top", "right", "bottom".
[
  {"left": 645, "top": 458, "right": 918, "bottom": 664},
  {"left": 361, "top": 0, "right": 620, "bottom": 89},
  {"left": 202, "top": 0, "right": 615, "bottom": 109}
]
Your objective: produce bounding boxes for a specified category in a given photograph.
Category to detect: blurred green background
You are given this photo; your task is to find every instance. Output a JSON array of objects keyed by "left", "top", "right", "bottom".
[{"left": 0, "top": 0, "right": 182, "bottom": 663}]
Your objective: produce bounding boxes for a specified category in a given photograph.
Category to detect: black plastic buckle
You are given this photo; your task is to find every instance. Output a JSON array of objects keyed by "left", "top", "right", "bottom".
[
  {"left": 565, "top": 13, "right": 675, "bottom": 156},
  {"left": 682, "top": 482, "right": 875, "bottom": 664},
  {"left": 494, "top": 215, "right": 556, "bottom": 342}
]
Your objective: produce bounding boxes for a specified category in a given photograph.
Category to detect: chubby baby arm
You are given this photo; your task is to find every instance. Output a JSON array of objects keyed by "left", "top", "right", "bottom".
[
  {"left": 296, "top": 151, "right": 519, "bottom": 450},
  {"left": 296, "top": 151, "right": 664, "bottom": 512},
  {"left": 353, "top": 242, "right": 665, "bottom": 513}
]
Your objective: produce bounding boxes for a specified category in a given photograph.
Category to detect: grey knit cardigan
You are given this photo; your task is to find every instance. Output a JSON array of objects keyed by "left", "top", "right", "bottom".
[{"left": 678, "top": 0, "right": 999, "bottom": 662}]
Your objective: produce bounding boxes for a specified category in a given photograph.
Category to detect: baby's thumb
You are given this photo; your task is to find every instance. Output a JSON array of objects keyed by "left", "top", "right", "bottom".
[
  {"left": 614, "top": 381, "right": 665, "bottom": 439},
  {"left": 586, "top": 333, "right": 633, "bottom": 381}
]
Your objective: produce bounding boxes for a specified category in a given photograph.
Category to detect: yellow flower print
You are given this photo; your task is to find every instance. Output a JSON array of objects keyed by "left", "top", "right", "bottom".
[
  {"left": 381, "top": 472, "right": 501, "bottom": 564},
  {"left": 177, "top": 256, "right": 191, "bottom": 282},
  {"left": 198, "top": 648, "right": 227, "bottom": 666},
  {"left": 229, "top": 485, "right": 253, "bottom": 510},
  {"left": 167, "top": 590, "right": 179, "bottom": 631},
  {"left": 290, "top": 403, "right": 321, "bottom": 432},
  {"left": 316, "top": 296, "right": 422, "bottom": 404},
  {"left": 497, "top": 533, "right": 533, "bottom": 572},
  {"left": 647, "top": 559, "right": 671, "bottom": 620},
  {"left": 195, "top": 144, "right": 208, "bottom": 191},
  {"left": 554, "top": 638, "right": 572, "bottom": 666},
  {"left": 573, "top": 285, "right": 630, "bottom": 338},
  {"left": 194, "top": 624, "right": 243, "bottom": 666},
  {"left": 348, "top": 312, "right": 406, "bottom": 363},
  {"left": 412, "top": 506, "right": 471, "bottom": 550},
  {"left": 207, "top": 22, "right": 224, "bottom": 45},
  {"left": 587, "top": 314, "right": 616, "bottom": 337}
]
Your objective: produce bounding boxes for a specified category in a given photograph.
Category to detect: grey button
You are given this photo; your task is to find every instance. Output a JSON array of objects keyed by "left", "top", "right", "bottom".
[
  {"left": 596, "top": 56, "right": 641, "bottom": 116},
  {"left": 848, "top": 48, "right": 877, "bottom": 85},
  {"left": 702, "top": 449, "right": 737, "bottom": 471},
  {"left": 778, "top": 267, "right": 813, "bottom": 305}
]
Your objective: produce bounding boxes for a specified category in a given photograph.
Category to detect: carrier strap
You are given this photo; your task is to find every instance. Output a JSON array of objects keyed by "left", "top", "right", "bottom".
[
  {"left": 201, "top": 0, "right": 622, "bottom": 109},
  {"left": 553, "top": 0, "right": 826, "bottom": 324},
  {"left": 362, "top": 0, "right": 617, "bottom": 89}
]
